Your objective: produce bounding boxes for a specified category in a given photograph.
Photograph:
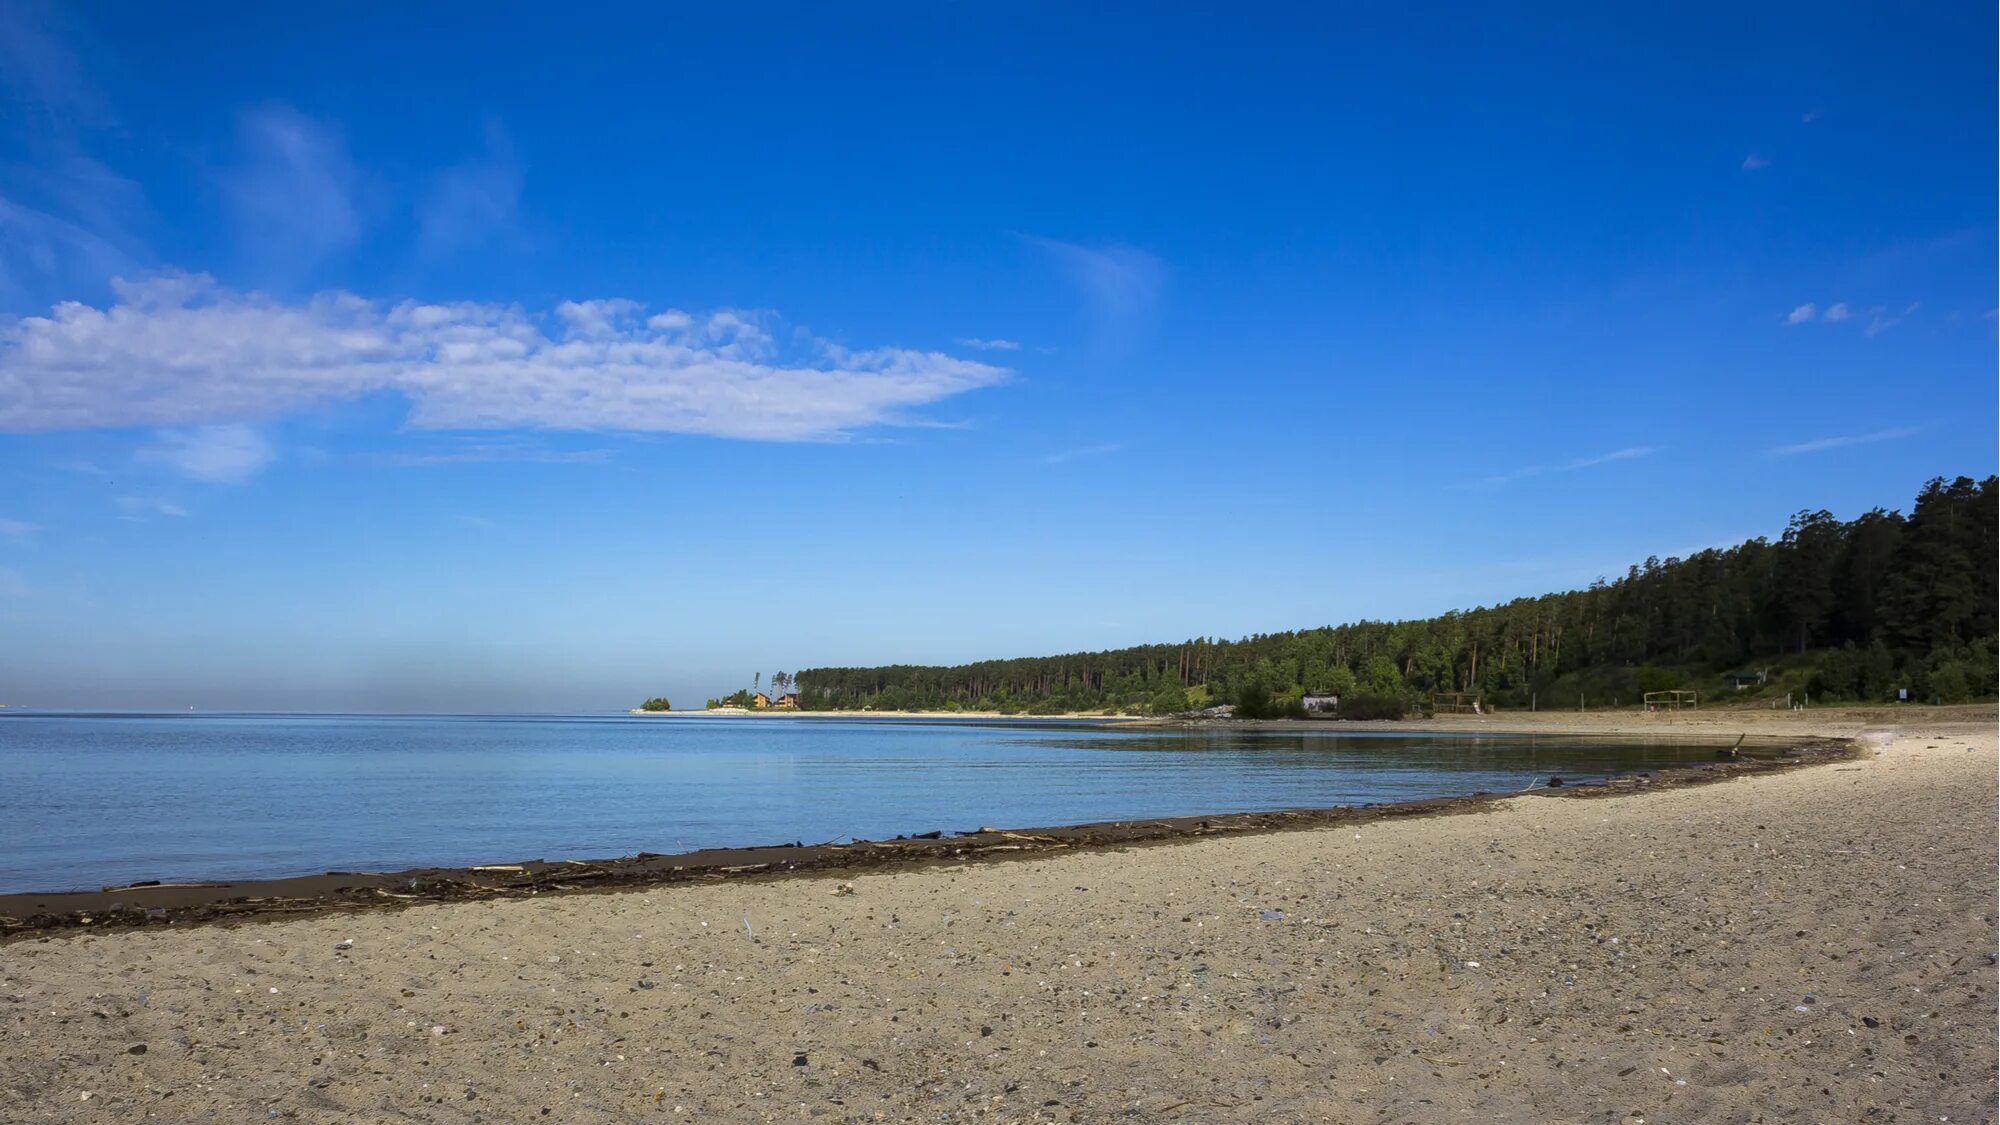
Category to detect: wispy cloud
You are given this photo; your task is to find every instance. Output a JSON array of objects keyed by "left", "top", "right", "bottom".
[
  {"left": 137, "top": 424, "right": 276, "bottom": 483},
  {"left": 1475, "top": 446, "right": 1656, "bottom": 488},
  {"left": 1042, "top": 442, "right": 1126, "bottom": 465},
  {"left": 1742, "top": 153, "right": 1771, "bottom": 171},
  {"left": 0, "top": 273, "right": 1011, "bottom": 442},
  {"left": 1865, "top": 302, "right": 1919, "bottom": 337},
  {"left": 955, "top": 337, "right": 1021, "bottom": 351},
  {"left": 114, "top": 495, "right": 188, "bottom": 519},
  {"left": 1784, "top": 299, "right": 1916, "bottom": 333},
  {"left": 1022, "top": 235, "right": 1165, "bottom": 348},
  {"left": 416, "top": 121, "right": 520, "bottom": 258},
  {"left": 0, "top": 155, "right": 150, "bottom": 307},
  {"left": 0, "top": 2, "right": 110, "bottom": 132},
  {"left": 1769, "top": 426, "right": 1919, "bottom": 457},
  {"left": 359, "top": 439, "right": 613, "bottom": 467},
  {"left": 1800, "top": 109, "right": 1820, "bottom": 124},
  {"left": 0, "top": 517, "right": 37, "bottom": 539},
  {"left": 0, "top": 9, "right": 150, "bottom": 306},
  {"left": 218, "top": 106, "right": 361, "bottom": 275}
]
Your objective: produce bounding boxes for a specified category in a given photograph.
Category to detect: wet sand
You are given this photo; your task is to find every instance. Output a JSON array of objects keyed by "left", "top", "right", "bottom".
[{"left": 2, "top": 709, "right": 1993, "bottom": 1122}]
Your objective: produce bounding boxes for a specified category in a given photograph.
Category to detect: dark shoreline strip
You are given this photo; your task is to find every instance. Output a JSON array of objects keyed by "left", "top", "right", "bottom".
[{"left": 0, "top": 739, "right": 1856, "bottom": 941}]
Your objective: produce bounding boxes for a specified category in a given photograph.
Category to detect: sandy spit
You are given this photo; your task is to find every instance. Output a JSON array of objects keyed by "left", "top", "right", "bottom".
[{"left": 3, "top": 711, "right": 1993, "bottom": 1124}]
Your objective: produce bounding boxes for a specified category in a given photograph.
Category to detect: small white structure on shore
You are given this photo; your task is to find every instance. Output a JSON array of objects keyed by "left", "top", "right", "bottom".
[{"left": 1302, "top": 693, "right": 1340, "bottom": 713}]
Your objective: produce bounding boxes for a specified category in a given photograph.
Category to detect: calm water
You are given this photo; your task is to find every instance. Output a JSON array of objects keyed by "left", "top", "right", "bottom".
[{"left": 0, "top": 713, "right": 1767, "bottom": 893}]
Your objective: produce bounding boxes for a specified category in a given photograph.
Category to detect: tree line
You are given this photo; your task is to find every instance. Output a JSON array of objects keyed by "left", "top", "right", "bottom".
[{"left": 791, "top": 475, "right": 1996, "bottom": 715}]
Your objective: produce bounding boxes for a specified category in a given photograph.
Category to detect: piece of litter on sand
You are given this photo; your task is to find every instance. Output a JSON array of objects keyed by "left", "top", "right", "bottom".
[
  {"left": 1259, "top": 910, "right": 1284, "bottom": 922},
  {"left": 334, "top": 939, "right": 353, "bottom": 950}
]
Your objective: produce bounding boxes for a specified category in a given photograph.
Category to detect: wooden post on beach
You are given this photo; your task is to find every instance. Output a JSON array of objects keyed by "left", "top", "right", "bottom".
[{"left": 1531, "top": 692, "right": 1536, "bottom": 712}]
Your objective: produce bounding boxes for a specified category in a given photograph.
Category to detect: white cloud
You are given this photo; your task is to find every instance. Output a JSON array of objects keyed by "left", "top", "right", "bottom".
[
  {"left": 1742, "top": 154, "right": 1771, "bottom": 171},
  {"left": 1769, "top": 426, "right": 1919, "bottom": 457},
  {"left": 1476, "top": 447, "right": 1656, "bottom": 488},
  {"left": 0, "top": 517, "right": 37, "bottom": 538},
  {"left": 416, "top": 122, "right": 521, "bottom": 257},
  {"left": 1783, "top": 303, "right": 1816, "bottom": 325},
  {"left": 1822, "top": 302, "right": 1851, "bottom": 322},
  {"left": 0, "top": 273, "right": 1010, "bottom": 441},
  {"left": 218, "top": 106, "right": 361, "bottom": 272},
  {"left": 137, "top": 424, "right": 276, "bottom": 483},
  {"left": 956, "top": 337, "right": 1021, "bottom": 351},
  {"left": 1801, "top": 109, "right": 1820, "bottom": 124}
]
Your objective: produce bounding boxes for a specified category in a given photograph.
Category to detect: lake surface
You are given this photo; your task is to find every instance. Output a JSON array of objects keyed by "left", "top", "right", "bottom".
[{"left": 0, "top": 713, "right": 1770, "bottom": 892}]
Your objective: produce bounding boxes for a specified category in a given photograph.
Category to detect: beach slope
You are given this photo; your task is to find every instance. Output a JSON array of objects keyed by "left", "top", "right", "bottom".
[{"left": 3, "top": 716, "right": 1993, "bottom": 1123}]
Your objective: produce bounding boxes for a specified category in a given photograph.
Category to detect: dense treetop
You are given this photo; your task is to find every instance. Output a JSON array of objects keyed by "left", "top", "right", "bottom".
[{"left": 792, "top": 476, "right": 1996, "bottom": 715}]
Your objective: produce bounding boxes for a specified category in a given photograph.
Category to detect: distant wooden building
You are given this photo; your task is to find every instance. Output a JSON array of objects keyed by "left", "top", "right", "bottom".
[
  {"left": 774, "top": 692, "right": 799, "bottom": 709},
  {"left": 1723, "top": 670, "right": 1767, "bottom": 690},
  {"left": 750, "top": 691, "right": 772, "bottom": 708}
]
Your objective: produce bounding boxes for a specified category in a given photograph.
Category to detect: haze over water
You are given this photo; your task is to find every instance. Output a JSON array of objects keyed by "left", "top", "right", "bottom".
[{"left": 0, "top": 713, "right": 1765, "bottom": 893}]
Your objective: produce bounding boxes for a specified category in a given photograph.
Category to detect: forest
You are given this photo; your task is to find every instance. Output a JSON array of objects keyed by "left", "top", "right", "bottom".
[{"left": 792, "top": 475, "right": 1997, "bottom": 716}]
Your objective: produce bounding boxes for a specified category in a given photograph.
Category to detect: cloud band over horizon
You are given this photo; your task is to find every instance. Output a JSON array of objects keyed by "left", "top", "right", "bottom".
[{"left": 0, "top": 273, "right": 1010, "bottom": 441}]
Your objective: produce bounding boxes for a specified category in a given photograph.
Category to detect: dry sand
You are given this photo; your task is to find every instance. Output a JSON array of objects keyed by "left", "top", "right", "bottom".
[{"left": 3, "top": 709, "right": 1994, "bottom": 1123}]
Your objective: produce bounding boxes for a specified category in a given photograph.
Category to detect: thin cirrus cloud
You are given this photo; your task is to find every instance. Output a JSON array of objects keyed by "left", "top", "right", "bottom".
[
  {"left": 357, "top": 439, "right": 614, "bottom": 468},
  {"left": 0, "top": 273, "right": 1011, "bottom": 442},
  {"left": 955, "top": 337, "right": 1021, "bottom": 351},
  {"left": 0, "top": 155, "right": 152, "bottom": 308},
  {"left": 1741, "top": 154, "right": 1771, "bottom": 171},
  {"left": 217, "top": 106, "right": 363, "bottom": 274},
  {"left": 1475, "top": 446, "right": 1656, "bottom": 488},
  {"left": 1783, "top": 300, "right": 1912, "bottom": 332},
  {"left": 0, "top": 517, "right": 38, "bottom": 538},
  {"left": 114, "top": 496, "right": 188, "bottom": 519},
  {"left": 136, "top": 423, "right": 277, "bottom": 484},
  {"left": 1042, "top": 442, "right": 1126, "bottom": 465},
  {"left": 416, "top": 122, "right": 521, "bottom": 258},
  {"left": 1022, "top": 235, "right": 1166, "bottom": 347},
  {"left": 1768, "top": 427, "right": 1920, "bottom": 457}
]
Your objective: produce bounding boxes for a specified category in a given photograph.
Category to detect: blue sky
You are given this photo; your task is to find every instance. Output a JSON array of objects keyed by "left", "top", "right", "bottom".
[{"left": 0, "top": 2, "right": 1992, "bottom": 710}]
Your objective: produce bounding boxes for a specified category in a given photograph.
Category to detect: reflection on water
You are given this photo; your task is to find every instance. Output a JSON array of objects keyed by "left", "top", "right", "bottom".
[{"left": 0, "top": 713, "right": 1784, "bottom": 892}]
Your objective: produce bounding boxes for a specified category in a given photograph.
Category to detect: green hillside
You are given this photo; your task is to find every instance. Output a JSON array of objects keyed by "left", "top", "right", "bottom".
[{"left": 795, "top": 475, "right": 1997, "bottom": 715}]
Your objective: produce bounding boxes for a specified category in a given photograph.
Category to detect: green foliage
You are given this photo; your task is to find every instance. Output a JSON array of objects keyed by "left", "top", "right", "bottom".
[
  {"left": 1633, "top": 667, "right": 1683, "bottom": 695},
  {"left": 638, "top": 696, "right": 673, "bottom": 712},
  {"left": 788, "top": 476, "right": 1996, "bottom": 714}
]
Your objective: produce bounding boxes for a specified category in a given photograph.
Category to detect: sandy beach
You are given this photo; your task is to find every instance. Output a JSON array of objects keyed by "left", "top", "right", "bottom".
[{"left": 3, "top": 708, "right": 1993, "bottom": 1123}]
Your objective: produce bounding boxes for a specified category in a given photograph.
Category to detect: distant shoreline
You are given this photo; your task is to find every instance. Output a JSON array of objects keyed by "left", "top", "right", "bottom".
[
  {"left": 632, "top": 702, "right": 1994, "bottom": 734},
  {"left": 629, "top": 707, "right": 1146, "bottom": 722}
]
